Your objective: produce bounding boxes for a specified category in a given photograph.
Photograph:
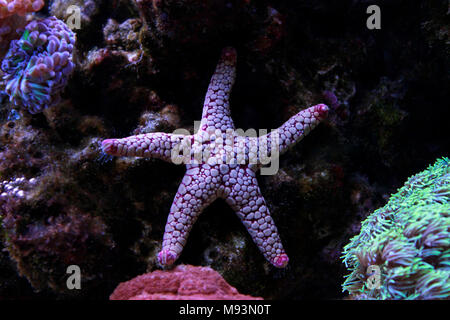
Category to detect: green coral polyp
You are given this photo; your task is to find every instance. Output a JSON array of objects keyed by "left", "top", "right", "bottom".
[{"left": 342, "top": 157, "right": 450, "bottom": 299}]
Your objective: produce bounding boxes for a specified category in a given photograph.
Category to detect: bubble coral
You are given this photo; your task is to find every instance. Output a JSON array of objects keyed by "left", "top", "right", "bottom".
[
  {"left": 1, "top": 16, "right": 76, "bottom": 113},
  {"left": 0, "top": 0, "right": 44, "bottom": 19},
  {"left": 0, "top": 0, "right": 44, "bottom": 56},
  {"left": 342, "top": 157, "right": 450, "bottom": 299}
]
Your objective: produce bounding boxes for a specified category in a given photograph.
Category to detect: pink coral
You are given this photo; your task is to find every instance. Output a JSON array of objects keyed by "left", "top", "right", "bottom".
[
  {"left": 0, "top": 0, "right": 44, "bottom": 19},
  {"left": 110, "top": 265, "right": 262, "bottom": 300}
]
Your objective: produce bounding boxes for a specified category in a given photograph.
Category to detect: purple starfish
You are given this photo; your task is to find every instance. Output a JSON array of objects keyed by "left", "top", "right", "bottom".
[{"left": 102, "top": 47, "right": 329, "bottom": 268}]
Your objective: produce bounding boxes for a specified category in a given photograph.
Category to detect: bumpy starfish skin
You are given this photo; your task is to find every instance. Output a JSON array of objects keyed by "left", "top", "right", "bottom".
[{"left": 102, "top": 47, "right": 329, "bottom": 268}]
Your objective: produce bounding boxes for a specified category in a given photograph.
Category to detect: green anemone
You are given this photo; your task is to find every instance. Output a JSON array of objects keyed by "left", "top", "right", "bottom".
[{"left": 341, "top": 157, "right": 450, "bottom": 300}]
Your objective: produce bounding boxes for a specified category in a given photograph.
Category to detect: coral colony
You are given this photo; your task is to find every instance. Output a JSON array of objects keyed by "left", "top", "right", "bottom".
[
  {"left": 110, "top": 265, "right": 263, "bottom": 300},
  {"left": 342, "top": 158, "right": 450, "bottom": 299},
  {"left": 1, "top": 16, "right": 75, "bottom": 113},
  {"left": 0, "top": 176, "right": 36, "bottom": 199},
  {"left": 102, "top": 47, "right": 329, "bottom": 268}
]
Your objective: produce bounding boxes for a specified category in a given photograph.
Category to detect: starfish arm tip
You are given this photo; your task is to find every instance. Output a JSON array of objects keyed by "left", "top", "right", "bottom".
[
  {"left": 101, "top": 139, "right": 117, "bottom": 154},
  {"left": 314, "top": 103, "right": 329, "bottom": 120},
  {"left": 221, "top": 47, "right": 237, "bottom": 64},
  {"left": 157, "top": 249, "right": 178, "bottom": 266},
  {"left": 273, "top": 253, "right": 289, "bottom": 268}
]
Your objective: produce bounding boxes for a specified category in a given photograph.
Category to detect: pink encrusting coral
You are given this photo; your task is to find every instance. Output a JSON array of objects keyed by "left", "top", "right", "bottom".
[
  {"left": 1, "top": 16, "right": 76, "bottom": 113},
  {"left": 110, "top": 265, "right": 262, "bottom": 300},
  {"left": 102, "top": 47, "right": 329, "bottom": 268}
]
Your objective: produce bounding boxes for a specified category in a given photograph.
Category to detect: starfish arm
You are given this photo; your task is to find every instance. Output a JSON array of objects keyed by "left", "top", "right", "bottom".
[
  {"left": 259, "top": 104, "right": 329, "bottom": 157},
  {"left": 101, "top": 132, "right": 190, "bottom": 163},
  {"left": 200, "top": 47, "right": 237, "bottom": 133},
  {"left": 224, "top": 167, "right": 289, "bottom": 268},
  {"left": 158, "top": 165, "right": 220, "bottom": 266}
]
